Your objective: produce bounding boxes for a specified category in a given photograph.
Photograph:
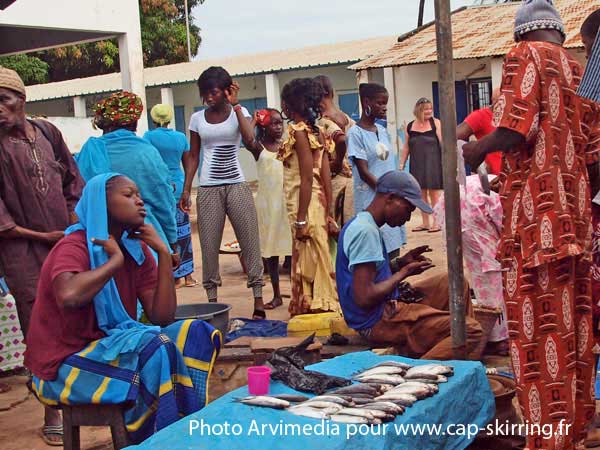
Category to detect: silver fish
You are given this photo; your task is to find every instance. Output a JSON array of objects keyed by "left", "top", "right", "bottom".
[
  {"left": 337, "top": 407, "right": 390, "bottom": 420},
  {"left": 405, "top": 375, "right": 447, "bottom": 384},
  {"left": 385, "top": 386, "right": 431, "bottom": 400},
  {"left": 361, "top": 402, "right": 405, "bottom": 415},
  {"left": 300, "top": 401, "right": 343, "bottom": 412},
  {"left": 354, "top": 366, "right": 406, "bottom": 378},
  {"left": 351, "top": 397, "right": 377, "bottom": 406},
  {"left": 330, "top": 414, "right": 371, "bottom": 424},
  {"left": 272, "top": 394, "right": 311, "bottom": 402},
  {"left": 405, "top": 364, "right": 454, "bottom": 377},
  {"left": 307, "top": 396, "right": 353, "bottom": 406},
  {"left": 372, "top": 361, "right": 412, "bottom": 370},
  {"left": 287, "top": 406, "right": 331, "bottom": 419},
  {"left": 355, "top": 375, "right": 406, "bottom": 385},
  {"left": 238, "top": 396, "right": 290, "bottom": 409},
  {"left": 404, "top": 372, "right": 439, "bottom": 381},
  {"left": 374, "top": 393, "right": 418, "bottom": 406},
  {"left": 329, "top": 384, "right": 379, "bottom": 396}
]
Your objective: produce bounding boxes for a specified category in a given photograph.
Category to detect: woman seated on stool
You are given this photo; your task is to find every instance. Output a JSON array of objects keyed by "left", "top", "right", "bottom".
[{"left": 24, "top": 173, "right": 222, "bottom": 444}]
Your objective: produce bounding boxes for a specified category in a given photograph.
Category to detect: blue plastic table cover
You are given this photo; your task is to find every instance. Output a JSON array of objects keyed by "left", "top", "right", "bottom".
[{"left": 126, "top": 351, "right": 495, "bottom": 450}]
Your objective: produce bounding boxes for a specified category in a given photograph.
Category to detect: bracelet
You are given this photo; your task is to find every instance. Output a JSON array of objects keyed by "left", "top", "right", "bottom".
[
  {"left": 294, "top": 220, "right": 307, "bottom": 229},
  {"left": 232, "top": 104, "right": 242, "bottom": 112}
]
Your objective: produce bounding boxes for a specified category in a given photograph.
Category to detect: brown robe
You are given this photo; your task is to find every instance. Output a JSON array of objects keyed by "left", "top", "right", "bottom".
[{"left": 0, "top": 120, "right": 83, "bottom": 334}]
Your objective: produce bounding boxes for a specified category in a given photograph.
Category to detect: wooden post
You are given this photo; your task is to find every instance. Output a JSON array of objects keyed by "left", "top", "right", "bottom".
[{"left": 434, "top": 0, "right": 467, "bottom": 359}]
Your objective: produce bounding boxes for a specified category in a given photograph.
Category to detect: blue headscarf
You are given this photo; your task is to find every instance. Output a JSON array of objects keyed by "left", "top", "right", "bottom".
[{"left": 65, "top": 173, "right": 159, "bottom": 361}]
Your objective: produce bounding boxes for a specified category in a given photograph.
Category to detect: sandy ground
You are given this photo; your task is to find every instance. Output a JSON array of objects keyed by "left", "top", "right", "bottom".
[{"left": 0, "top": 202, "right": 478, "bottom": 450}]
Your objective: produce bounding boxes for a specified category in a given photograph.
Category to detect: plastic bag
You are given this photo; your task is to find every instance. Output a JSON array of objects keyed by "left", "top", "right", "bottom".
[{"left": 266, "top": 333, "right": 351, "bottom": 394}]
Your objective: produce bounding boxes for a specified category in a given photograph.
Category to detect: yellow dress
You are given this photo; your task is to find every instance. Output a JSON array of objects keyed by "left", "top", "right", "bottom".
[
  {"left": 277, "top": 122, "right": 339, "bottom": 316},
  {"left": 255, "top": 146, "right": 293, "bottom": 258}
]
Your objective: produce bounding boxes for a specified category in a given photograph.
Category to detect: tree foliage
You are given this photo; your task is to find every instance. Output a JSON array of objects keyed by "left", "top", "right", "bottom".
[
  {"left": 0, "top": 54, "right": 49, "bottom": 85},
  {"left": 7, "top": 0, "right": 204, "bottom": 84}
]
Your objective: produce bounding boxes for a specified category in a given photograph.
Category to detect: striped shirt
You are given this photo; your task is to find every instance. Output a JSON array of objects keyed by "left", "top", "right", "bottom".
[{"left": 578, "top": 33, "right": 600, "bottom": 103}]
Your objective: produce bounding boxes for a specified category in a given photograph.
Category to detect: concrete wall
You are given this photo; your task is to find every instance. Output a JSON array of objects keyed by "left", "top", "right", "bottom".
[{"left": 45, "top": 117, "right": 101, "bottom": 154}]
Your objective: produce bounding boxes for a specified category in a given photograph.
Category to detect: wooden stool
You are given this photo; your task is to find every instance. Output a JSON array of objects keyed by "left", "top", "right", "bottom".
[{"left": 61, "top": 403, "right": 129, "bottom": 450}]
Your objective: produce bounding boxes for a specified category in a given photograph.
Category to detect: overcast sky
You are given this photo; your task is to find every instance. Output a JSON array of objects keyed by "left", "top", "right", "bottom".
[{"left": 191, "top": 0, "right": 476, "bottom": 60}]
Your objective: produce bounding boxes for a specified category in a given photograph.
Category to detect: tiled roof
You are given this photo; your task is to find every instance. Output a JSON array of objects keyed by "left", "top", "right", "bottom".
[
  {"left": 350, "top": 0, "right": 599, "bottom": 70},
  {"left": 26, "top": 35, "right": 397, "bottom": 102}
]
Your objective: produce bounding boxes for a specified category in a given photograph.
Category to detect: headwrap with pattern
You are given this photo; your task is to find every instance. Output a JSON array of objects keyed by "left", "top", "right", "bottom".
[{"left": 93, "top": 91, "right": 143, "bottom": 129}]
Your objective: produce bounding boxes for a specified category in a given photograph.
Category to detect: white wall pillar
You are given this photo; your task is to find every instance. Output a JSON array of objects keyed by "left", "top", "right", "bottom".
[
  {"left": 160, "top": 87, "right": 176, "bottom": 130},
  {"left": 383, "top": 67, "right": 399, "bottom": 158},
  {"left": 356, "top": 70, "right": 369, "bottom": 115},
  {"left": 73, "top": 96, "right": 86, "bottom": 118},
  {"left": 491, "top": 57, "right": 504, "bottom": 91},
  {"left": 118, "top": 0, "right": 147, "bottom": 133},
  {"left": 265, "top": 73, "right": 281, "bottom": 111}
]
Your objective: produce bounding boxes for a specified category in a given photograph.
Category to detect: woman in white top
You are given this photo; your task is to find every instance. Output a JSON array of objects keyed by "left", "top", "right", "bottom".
[{"left": 181, "top": 66, "right": 266, "bottom": 319}]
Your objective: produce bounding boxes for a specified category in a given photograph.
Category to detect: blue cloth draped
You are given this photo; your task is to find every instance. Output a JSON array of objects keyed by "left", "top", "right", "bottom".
[
  {"left": 76, "top": 129, "right": 177, "bottom": 247},
  {"left": 32, "top": 174, "right": 222, "bottom": 443}
]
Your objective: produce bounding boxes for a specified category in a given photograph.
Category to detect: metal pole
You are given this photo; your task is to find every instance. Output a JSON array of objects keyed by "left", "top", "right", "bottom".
[
  {"left": 433, "top": 0, "right": 467, "bottom": 360},
  {"left": 184, "top": 0, "right": 192, "bottom": 62}
]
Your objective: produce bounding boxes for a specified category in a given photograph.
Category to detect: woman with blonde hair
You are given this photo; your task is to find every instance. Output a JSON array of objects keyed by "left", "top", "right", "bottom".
[{"left": 399, "top": 97, "right": 443, "bottom": 232}]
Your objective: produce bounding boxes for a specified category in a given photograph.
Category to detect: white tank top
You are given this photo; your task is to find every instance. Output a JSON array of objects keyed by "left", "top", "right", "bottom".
[{"left": 189, "top": 106, "right": 250, "bottom": 186}]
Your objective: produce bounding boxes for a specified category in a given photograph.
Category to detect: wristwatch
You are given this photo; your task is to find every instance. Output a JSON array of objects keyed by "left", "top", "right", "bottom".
[{"left": 294, "top": 220, "right": 307, "bottom": 229}]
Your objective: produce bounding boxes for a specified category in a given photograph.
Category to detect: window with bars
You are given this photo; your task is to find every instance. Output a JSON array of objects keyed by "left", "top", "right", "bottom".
[{"left": 468, "top": 78, "right": 492, "bottom": 113}]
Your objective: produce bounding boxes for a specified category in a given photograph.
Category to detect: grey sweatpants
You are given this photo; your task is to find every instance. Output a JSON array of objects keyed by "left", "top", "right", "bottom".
[{"left": 196, "top": 183, "right": 264, "bottom": 300}]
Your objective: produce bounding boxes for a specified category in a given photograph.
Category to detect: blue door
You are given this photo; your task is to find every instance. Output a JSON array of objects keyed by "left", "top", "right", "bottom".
[
  {"left": 431, "top": 81, "right": 468, "bottom": 124},
  {"left": 339, "top": 93, "right": 360, "bottom": 121},
  {"left": 174, "top": 105, "right": 186, "bottom": 133}
]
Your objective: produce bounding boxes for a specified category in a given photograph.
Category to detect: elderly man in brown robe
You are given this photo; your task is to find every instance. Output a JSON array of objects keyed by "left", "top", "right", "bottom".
[{"left": 0, "top": 66, "right": 83, "bottom": 445}]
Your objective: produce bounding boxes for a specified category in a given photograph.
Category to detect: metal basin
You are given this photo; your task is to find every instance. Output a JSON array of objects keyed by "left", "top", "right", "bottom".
[{"left": 175, "top": 303, "right": 232, "bottom": 336}]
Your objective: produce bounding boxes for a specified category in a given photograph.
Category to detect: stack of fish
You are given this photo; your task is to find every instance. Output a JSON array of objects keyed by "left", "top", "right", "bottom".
[{"left": 236, "top": 361, "right": 454, "bottom": 424}]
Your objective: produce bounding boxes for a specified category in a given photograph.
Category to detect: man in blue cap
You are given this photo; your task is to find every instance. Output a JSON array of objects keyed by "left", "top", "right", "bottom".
[{"left": 335, "top": 170, "right": 483, "bottom": 360}]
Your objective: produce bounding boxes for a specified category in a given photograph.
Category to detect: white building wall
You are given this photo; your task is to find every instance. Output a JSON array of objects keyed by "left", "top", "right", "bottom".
[{"left": 27, "top": 98, "right": 72, "bottom": 117}]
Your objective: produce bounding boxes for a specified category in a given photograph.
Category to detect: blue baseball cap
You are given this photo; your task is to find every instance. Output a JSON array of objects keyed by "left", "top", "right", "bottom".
[{"left": 376, "top": 170, "right": 433, "bottom": 214}]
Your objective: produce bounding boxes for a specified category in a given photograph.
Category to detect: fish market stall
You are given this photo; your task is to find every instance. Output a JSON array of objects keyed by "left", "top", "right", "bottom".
[{"left": 126, "top": 351, "right": 495, "bottom": 450}]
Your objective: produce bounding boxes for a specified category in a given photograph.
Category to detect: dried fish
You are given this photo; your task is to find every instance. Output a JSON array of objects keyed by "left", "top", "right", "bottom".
[
  {"left": 237, "top": 396, "right": 290, "bottom": 409},
  {"left": 361, "top": 402, "right": 405, "bottom": 415},
  {"left": 307, "top": 395, "right": 353, "bottom": 406},
  {"left": 404, "top": 373, "right": 439, "bottom": 381},
  {"left": 329, "top": 384, "right": 379, "bottom": 396},
  {"left": 330, "top": 414, "right": 371, "bottom": 424},
  {"left": 351, "top": 397, "right": 376, "bottom": 406},
  {"left": 300, "top": 401, "right": 343, "bottom": 411},
  {"left": 271, "top": 394, "right": 310, "bottom": 402},
  {"left": 354, "top": 366, "right": 406, "bottom": 378}
]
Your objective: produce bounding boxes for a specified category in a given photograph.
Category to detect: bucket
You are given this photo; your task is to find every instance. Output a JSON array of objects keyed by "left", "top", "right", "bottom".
[
  {"left": 174, "top": 303, "right": 232, "bottom": 336},
  {"left": 247, "top": 366, "right": 271, "bottom": 395}
]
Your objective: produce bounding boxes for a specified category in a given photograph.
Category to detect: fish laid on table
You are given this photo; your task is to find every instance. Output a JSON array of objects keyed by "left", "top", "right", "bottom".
[
  {"left": 287, "top": 406, "right": 332, "bottom": 419},
  {"left": 336, "top": 407, "right": 393, "bottom": 421},
  {"left": 405, "top": 364, "right": 454, "bottom": 378},
  {"left": 271, "top": 394, "right": 311, "bottom": 402},
  {"left": 299, "top": 401, "right": 343, "bottom": 411},
  {"left": 361, "top": 402, "right": 405, "bottom": 415},
  {"left": 395, "top": 381, "right": 438, "bottom": 394},
  {"left": 329, "top": 384, "right": 379, "bottom": 396},
  {"left": 374, "top": 393, "right": 418, "bottom": 406},
  {"left": 385, "top": 385, "right": 432, "bottom": 400},
  {"left": 306, "top": 395, "right": 354, "bottom": 406},
  {"left": 371, "top": 361, "right": 412, "bottom": 370},
  {"left": 330, "top": 415, "right": 381, "bottom": 425},
  {"left": 405, "top": 375, "right": 448, "bottom": 384},
  {"left": 354, "top": 375, "right": 406, "bottom": 385},
  {"left": 354, "top": 366, "right": 406, "bottom": 378},
  {"left": 351, "top": 397, "right": 377, "bottom": 406},
  {"left": 237, "top": 396, "right": 290, "bottom": 409}
]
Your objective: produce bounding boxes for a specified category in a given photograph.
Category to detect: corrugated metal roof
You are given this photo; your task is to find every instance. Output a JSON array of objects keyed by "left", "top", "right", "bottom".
[
  {"left": 350, "top": 0, "right": 599, "bottom": 70},
  {"left": 25, "top": 35, "right": 397, "bottom": 102}
]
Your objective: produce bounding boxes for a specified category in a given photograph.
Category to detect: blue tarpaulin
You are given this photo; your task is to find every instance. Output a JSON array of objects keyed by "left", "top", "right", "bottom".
[{"left": 126, "top": 351, "right": 495, "bottom": 450}]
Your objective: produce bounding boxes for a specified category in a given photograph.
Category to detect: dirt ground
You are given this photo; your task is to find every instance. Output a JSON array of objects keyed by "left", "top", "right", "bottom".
[{"left": 0, "top": 201, "right": 489, "bottom": 450}]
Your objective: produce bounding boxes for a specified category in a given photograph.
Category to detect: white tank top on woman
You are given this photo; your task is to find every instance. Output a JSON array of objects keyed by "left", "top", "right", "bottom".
[{"left": 189, "top": 106, "right": 251, "bottom": 186}]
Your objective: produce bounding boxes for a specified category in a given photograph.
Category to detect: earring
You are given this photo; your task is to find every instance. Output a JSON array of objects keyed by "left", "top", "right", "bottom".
[{"left": 365, "top": 105, "right": 372, "bottom": 117}]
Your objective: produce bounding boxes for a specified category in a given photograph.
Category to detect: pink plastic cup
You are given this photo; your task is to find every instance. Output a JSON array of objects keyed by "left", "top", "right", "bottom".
[{"left": 247, "top": 366, "right": 271, "bottom": 395}]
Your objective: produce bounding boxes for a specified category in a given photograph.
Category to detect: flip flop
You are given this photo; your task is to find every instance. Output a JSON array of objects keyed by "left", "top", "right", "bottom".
[
  {"left": 412, "top": 226, "right": 429, "bottom": 232},
  {"left": 41, "top": 424, "right": 63, "bottom": 447},
  {"left": 427, "top": 227, "right": 442, "bottom": 233},
  {"left": 263, "top": 297, "right": 283, "bottom": 310},
  {"left": 252, "top": 309, "right": 266, "bottom": 320},
  {"left": 184, "top": 279, "right": 199, "bottom": 287}
]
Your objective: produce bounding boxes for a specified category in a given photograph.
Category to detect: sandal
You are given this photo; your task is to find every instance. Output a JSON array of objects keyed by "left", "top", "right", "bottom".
[
  {"left": 412, "top": 226, "right": 429, "bottom": 232},
  {"left": 252, "top": 309, "right": 266, "bottom": 320},
  {"left": 41, "top": 424, "right": 63, "bottom": 447},
  {"left": 263, "top": 297, "right": 283, "bottom": 310},
  {"left": 427, "top": 227, "right": 442, "bottom": 233},
  {"left": 185, "top": 278, "right": 199, "bottom": 287}
]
